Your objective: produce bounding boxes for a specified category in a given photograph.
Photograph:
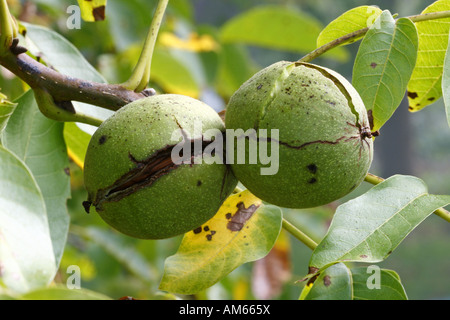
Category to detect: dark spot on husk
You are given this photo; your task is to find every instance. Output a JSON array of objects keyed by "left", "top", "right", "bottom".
[
  {"left": 428, "top": 97, "right": 436, "bottom": 101},
  {"left": 203, "top": 226, "right": 209, "bottom": 232},
  {"left": 82, "top": 201, "right": 91, "bottom": 214},
  {"left": 308, "top": 178, "right": 317, "bottom": 184},
  {"left": 197, "top": 180, "right": 202, "bottom": 186},
  {"left": 206, "top": 234, "right": 213, "bottom": 241},
  {"left": 407, "top": 91, "right": 418, "bottom": 99},
  {"left": 193, "top": 226, "right": 202, "bottom": 234},
  {"left": 99, "top": 135, "right": 107, "bottom": 145},
  {"left": 225, "top": 212, "right": 232, "bottom": 219},
  {"left": 64, "top": 167, "right": 70, "bottom": 176},
  {"left": 307, "top": 164, "right": 317, "bottom": 174},
  {"left": 226, "top": 202, "right": 259, "bottom": 231},
  {"left": 257, "top": 84, "right": 263, "bottom": 90},
  {"left": 323, "top": 275, "right": 332, "bottom": 287}
]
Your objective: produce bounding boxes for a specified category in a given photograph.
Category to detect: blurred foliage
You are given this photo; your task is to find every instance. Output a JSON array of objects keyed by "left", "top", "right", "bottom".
[{"left": 0, "top": 0, "right": 448, "bottom": 300}]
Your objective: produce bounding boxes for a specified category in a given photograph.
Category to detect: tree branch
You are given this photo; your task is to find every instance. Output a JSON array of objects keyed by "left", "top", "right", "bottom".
[
  {"left": 299, "top": 10, "right": 450, "bottom": 63},
  {"left": 0, "top": 51, "right": 146, "bottom": 111}
]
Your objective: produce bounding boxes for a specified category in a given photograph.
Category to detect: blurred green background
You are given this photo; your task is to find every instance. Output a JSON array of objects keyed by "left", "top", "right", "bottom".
[{"left": 1, "top": 0, "right": 449, "bottom": 300}]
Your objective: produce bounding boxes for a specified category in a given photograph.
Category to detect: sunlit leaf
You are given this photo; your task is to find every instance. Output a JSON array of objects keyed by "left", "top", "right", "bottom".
[
  {"left": 301, "top": 263, "right": 352, "bottom": 300},
  {"left": 77, "top": 0, "right": 107, "bottom": 22},
  {"left": 63, "top": 122, "right": 92, "bottom": 169},
  {"left": 407, "top": 0, "right": 450, "bottom": 112},
  {"left": 0, "top": 93, "right": 16, "bottom": 135},
  {"left": 0, "top": 146, "right": 56, "bottom": 293},
  {"left": 159, "top": 190, "right": 282, "bottom": 295},
  {"left": 352, "top": 11, "right": 418, "bottom": 131},
  {"left": 159, "top": 32, "right": 219, "bottom": 52},
  {"left": 220, "top": 5, "right": 349, "bottom": 62},
  {"left": 317, "top": 5, "right": 383, "bottom": 48},
  {"left": 309, "top": 175, "right": 450, "bottom": 270},
  {"left": 152, "top": 48, "right": 201, "bottom": 98},
  {"left": 352, "top": 267, "right": 407, "bottom": 300}
]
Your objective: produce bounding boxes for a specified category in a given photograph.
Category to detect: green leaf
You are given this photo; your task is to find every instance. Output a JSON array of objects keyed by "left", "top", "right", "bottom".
[
  {"left": 352, "top": 11, "right": 418, "bottom": 131},
  {"left": 215, "top": 44, "right": 258, "bottom": 99},
  {"left": 309, "top": 175, "right": 450, "bottom": 270},
  {"left": 152, "top": 48, "right": 201, "bottom": 98},
  {"left": 77, "top": 0, "right": 107, "bottom": 22},
  {"left": 220, "top": 5, "right": 349, "bottom": 62},
  {"left": 77, "top": 226, "right": 158, "bottom": 284},
  {"left": 159, "top": 190, "right": 282, "bottom": 295},
  {"left": 0, "top": 93, "right": 16, "bottom": 136},
  {"left": 63, "top": 122, "right": 92, "bottom": 169},
  {"left": 301, "top": 263, "right": 352, "bottom": 300},
  {"left": 442, "top": 29, "right": 450, "bottom": 128},
  {"left": 407, "top": 0, "right": 450, "bottom": 112},
  {"left": 3, "top": 90, "right": 70, "bottom": 272},
  {"left": 317, "top": 5, "right": 383, "bottom": 48},
  {"left": 20, "top": 285, "right": 112, "bottom": 300},
  {"left": 22, "top": 23, "right": 106, "bottom": 83},
  {"left": 0, "top": 146, "right": 56, "bottom": 293},
  {"left": 352, "top": 267, "right": 407, "bottom": 300}
]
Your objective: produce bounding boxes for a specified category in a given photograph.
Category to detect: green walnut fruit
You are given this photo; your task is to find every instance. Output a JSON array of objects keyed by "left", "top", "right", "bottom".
[
  {"left": 83, "top": 94, "right": 237, "bottom": 239},
  {"left": 225, "top": 61, "right": 373, "bottom": 209}
]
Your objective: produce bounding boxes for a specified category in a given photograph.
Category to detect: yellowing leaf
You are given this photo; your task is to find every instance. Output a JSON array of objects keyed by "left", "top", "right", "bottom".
[
  {"left": 407, "top": 0, "right": 450, "bottom": 112},
  {"left": 0, "top": 92, "right": 17, "bottom": 134},
  {"left": 77, "top": 0, "right": 107, "bottom": 22},
  {"left": 159, "top": 190, "right": 282, "bottom": 295},
  {"left": 317, "top": 6, "right": 383, "bottom": 48},
  {"left": 159, "top": 32, "right": 219, "bottom": 52},
  {"left": 63, "top": 122, "right": 92, "bottom": 169}
]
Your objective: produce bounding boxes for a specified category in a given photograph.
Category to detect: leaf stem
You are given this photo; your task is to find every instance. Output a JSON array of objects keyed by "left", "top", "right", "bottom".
[
  {"left": 122, "top": 0, "right": 169, "bottom": 92},
  {"left": 282, "top": 218, "right": 318, "bottom": 251},
  {"left": 298, "top": 10, "right": 450, "bottom": 63},
  {"left": 0, "top": 0, "right": 14, "bottom": 51},
  {"left": 364, "top": 173, "right": 450, "bottom": 223}
]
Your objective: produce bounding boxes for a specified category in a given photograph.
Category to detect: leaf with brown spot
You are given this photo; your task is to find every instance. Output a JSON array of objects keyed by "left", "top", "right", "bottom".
[
  {"left": 407, "top": 0, "right": 450, "bottom": 112},
  {"left": 352, "top": 11, "right": 418, "bottom": 131},
  {"left": 77, "top": 0, "right": 108, "bottom": 22},
  {"left": 300, "top": 263, "right": 352, "bottom": 300},
  {"left": 159, "top": 190, "right": 282, "bottom": 295}
]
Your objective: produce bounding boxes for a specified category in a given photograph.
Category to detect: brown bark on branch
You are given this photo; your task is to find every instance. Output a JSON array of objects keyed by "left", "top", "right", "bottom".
[{"left": 0, "top": 52, "right": 145, "bottom": 111}]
